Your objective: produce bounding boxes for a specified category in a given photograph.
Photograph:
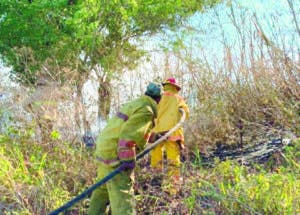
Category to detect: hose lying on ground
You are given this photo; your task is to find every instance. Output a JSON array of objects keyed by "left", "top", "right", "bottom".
[{"left": 48, "top": 108, "right": 186, "bottom": 215}]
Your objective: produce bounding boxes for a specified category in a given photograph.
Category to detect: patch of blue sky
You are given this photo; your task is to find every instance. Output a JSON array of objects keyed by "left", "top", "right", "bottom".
[
  {"left": 249, "top": 1, "right": 299, "bottom": 36},
  {"left": 154, "top": 0, "right": 299, "bottom": 66}
]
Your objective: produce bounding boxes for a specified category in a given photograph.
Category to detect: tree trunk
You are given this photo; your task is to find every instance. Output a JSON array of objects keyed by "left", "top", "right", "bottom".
[
  {"left": 98, "top": 78, "right": 111, "bottom": 120},
  {"left": 74, "top": 81, "right": 89, "bottom": 136}
]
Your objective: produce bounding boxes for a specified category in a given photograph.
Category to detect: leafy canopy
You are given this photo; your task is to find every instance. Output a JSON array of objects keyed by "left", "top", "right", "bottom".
[{"left": 0, "top": 0, "right": 220, "bottom": 85}]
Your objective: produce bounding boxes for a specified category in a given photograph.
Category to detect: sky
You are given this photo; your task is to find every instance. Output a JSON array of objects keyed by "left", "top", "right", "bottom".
[
  {"left": 197, "top": 0, "right": 299, "bottom": 60},
  {"left": 137, "top": 0, "right": 300, "bottom": 107},
  {"left": 150, "top": 0, "right": 300, "bottom": 68},
  {"left": 236, "top": 0, "right": 299, "bottom": 44}
]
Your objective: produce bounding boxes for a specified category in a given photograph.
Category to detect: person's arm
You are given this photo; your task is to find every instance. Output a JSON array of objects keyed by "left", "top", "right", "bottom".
[
  {"left": 179, "top": 97, "right": 189, "bottom": 119},
  {"left": 117, "top": 106, "right": 154, "bottom": 162}
]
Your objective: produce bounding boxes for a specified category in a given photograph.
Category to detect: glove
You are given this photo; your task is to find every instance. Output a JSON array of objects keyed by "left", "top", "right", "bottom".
[
  {"left": 148, "top": 131, "right": 168, "bottom": 143},
  {"left": 82, "top": 133, "right": 95, "bottom": 148},
  {"left": 117, "top": 139, "right": 136, "bottom": 161},
  {"left": 176, "top": 140, "right": 185, "bottom": 150},
  {"left": 148, "top": 132, "right": 157, "bottom": 143},
  {"left": 120, "top": 160, "right": 135, "bottom": 171}
]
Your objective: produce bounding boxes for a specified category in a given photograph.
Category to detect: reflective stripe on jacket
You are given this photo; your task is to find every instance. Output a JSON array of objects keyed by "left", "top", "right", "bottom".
[
  {"left": 95, "top": 95, "right": 158, "bottom": 164},
  {"left": 153, "top": 85, "right": 189, "bottom": 143}
]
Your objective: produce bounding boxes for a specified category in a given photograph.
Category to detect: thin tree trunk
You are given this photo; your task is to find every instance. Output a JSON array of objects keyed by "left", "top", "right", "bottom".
[
  {"left": 287, "top": 0, "right": 300, "bottom": 38},
  {"left": 74, "top": 81, "right": 89, "bottom": 135},
  {"left": 98, "top": 77, "right": 111, "bottom": 120}
]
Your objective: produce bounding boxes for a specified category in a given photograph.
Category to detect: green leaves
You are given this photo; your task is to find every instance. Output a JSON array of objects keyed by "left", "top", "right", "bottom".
[
  {"left": 0, "top": 0, "right": 72, "bottom": 84},
  {"left": 50, "top": 130, "right": 61, "bottom": 140},
  {"left": 0, "top": 0, "right": 220, "bottom": 85}
]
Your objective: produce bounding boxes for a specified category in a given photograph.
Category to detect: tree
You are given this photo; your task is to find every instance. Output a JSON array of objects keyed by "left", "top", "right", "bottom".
[{"left": 0, "top": 0, "right": 220, "bottom": 134}]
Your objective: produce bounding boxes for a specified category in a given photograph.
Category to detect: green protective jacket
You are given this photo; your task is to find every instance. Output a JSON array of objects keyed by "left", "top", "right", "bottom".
[{"left": 95, "top": 95, "right": 158, "bottom": 165}]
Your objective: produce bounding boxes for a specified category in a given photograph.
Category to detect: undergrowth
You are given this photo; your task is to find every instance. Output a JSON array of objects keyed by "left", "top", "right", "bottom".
[
  {"left": 136, "top": 139, "right": 300, "bottom": 215},
  {"left": 0, "top": 126, "right": 96, "bottom": 215},
  {"left": 1, "top": 124, "right": 299, "bottom": 214}
]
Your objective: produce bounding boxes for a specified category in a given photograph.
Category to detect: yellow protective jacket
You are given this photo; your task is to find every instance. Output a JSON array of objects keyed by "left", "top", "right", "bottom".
[
  {"left": 95, "top": 95, "right": 158, "bottom": 166},
  {"left": 153, "top": 85, "right": 189, "bottom": 143}
]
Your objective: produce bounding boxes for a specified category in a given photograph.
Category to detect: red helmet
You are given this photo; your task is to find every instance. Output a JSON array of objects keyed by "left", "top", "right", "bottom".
[{"left": 162, "top": 78, "right": 181, "bottom": 91}]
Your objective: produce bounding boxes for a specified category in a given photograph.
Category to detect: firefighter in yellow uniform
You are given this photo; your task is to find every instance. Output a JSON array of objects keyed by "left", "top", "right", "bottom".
[
  {"left": 88, "top": 83, "right": 161, "bottom": 215},
  {"left": 150, "top": 78, "right": 189, "bottom": 193}
]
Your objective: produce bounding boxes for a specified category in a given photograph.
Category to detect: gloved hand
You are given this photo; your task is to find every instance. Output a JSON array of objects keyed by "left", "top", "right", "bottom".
[
  {"left": 120, "top": 160, "right": 135, "bottom": 171},
  {"left": 82, "top": 134, "right": 95, "bottom": 148},
  {"left": 148, "top": 132, "right": 157, "bottom": 143},
  {"left": 148, "top": 131, "right": 168, "bottom": 143},
  {"left": 176, "top": 140, "right": 185, "bottom": 150}
]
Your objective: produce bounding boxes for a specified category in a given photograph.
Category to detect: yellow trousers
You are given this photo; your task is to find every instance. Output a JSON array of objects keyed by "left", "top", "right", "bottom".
[
  {"left": 88, "top": 162, "right": 135, "bottom": 215},
  {"left": 150, "top": 140, "right": 180, "bottom": 178}
]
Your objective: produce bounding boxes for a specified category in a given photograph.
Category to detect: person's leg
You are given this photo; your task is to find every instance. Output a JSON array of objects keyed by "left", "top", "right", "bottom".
[
  {"left": 164, "top": 140, "right": 181, "bottom": 194},
  {"left": 150, "top": 142, "right": 164, "bottom": 171},
  {"left": 108, "top": 170, "right": 135, "bottom": 215},
  {"left": 150, "top": 142, "right": 165, "bottom": 186},
  {"left": 88, "top": 163, "right": 110, "bottom": 215},
  {"left": 165, "top": 140, "right": 181, "bottom": 177}
]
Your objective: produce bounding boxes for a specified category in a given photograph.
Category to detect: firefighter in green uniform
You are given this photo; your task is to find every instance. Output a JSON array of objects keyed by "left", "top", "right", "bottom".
[{"left": 88, "top": 83, "right": 161, "bottom": 215}]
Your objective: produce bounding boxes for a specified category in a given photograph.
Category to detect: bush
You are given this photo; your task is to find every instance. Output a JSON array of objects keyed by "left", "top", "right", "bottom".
[{"left": 0, "top": 125, "right": 96, "bottom": 214}]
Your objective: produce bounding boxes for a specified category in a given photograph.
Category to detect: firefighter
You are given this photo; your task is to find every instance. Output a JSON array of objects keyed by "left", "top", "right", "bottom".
[
  {"left": 149, "top": 78, "right": 189, "bottom": 193},
  {"left": 88, "top": 83, "right": 161, "bottom": 215}
]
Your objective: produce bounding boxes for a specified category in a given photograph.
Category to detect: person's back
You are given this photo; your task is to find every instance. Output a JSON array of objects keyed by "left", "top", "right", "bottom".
[
  {"left": 88, "top": 83, "right": 161, "bottom": 215},
  {"left": 95, "top": 95, "right": 158, "bottom": 164},
  {"left": 150, "top": 78, "right": 189, "bottom": 194},
  {"left": 154, "top": 84, "right": 187, "bottom": 141}
]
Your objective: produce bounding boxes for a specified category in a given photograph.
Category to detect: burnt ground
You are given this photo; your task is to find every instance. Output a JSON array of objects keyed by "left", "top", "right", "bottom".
[
  {"left": 134, "top": 131, "right": 298, "bottom": 214},
  {"left": 199, "top": 134, "right": 294, "bottom": 167}
]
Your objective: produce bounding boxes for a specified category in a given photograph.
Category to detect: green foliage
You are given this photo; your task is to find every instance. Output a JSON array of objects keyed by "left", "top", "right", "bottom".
[
  {"left": 0, "top": 0, "right": 220, "bottom": 85},
  {"left": 1, "top": 128, "right": 299, "bottom": 214},
  {"left": 136, "top": 142, "right": 300, "bottom": 214},
  {"left": 181, "top": 153, "right": 300, "bottom": 214},
  {"left": 50, "top": 130, "right": 61, "bottom": 140},
  {"left": 0, "top": 125, "right": 96, "bottom": 214},
  {"left": 0, "top": 0, "right": 73, "bottom": 84},
  {"left": 282, "top": 138, "right": 300, "bottom": 170},
  {"left": 216, "top": 165, "right": 299, "bottom": 214}
]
